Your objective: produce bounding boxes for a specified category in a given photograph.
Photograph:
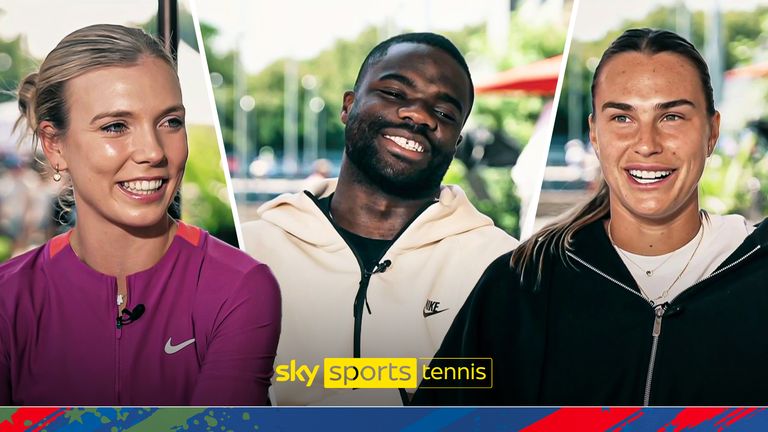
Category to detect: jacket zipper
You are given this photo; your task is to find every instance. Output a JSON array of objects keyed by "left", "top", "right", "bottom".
[
  {"left": 353, "top": 260, "right": 391, "bottom": 358},
  {"left": 667, "top": 245, "right": 761, "bottom": 302},
  {"left": 308, "top": 191, "right": 434, "bottom": 359},
  {"left": 309, "top": 192, "right": 435, "bottom": 406},
  {"left": 566, "top": 245, "right": 761, "bottom": 405},
  {"left": 643, "top": 304, "right": 665, "bottom": 405},
  {"left": 114, "top": 283, "right": 122, "bottom": 404},
  {"left": 565, "top": 253, "right": 645, "bottom": 300}
]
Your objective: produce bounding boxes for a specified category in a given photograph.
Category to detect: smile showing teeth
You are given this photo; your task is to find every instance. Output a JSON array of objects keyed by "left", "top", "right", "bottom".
[
  {"left": 384, "top": 134, "right": 424, "bottom": 153},
  {"left": 628, "top": 169, "right": 672, "bottom": 184},
  {"left": 120, "top": 179, "right": 164, "bottom": 195}
]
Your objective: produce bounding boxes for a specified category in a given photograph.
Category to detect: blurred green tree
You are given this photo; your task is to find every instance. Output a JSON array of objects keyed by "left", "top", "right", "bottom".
[
  {"left": 554, "top": 5, "right": 768, "bottom": 219},
  {"left": 202, "top": 9, "right": 567, "bottom": 237},
  {"left": 0, "top": 10, "right": 38, "bottom": 103}
]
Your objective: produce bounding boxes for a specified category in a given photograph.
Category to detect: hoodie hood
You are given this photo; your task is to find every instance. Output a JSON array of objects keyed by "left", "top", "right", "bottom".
[
  {"left": 750, "top": 217, "right": 768, "bottom": 249},
  {"left": 718, "top": 216, "right": 768, "bottom": 267},
  {"left": 255, "top": 178, "right": 497, "bottom": 255}
]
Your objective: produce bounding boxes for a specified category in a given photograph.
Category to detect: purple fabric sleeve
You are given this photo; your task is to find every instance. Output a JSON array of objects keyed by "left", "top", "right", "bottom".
[
  {"left": 0, "top": 311, "right": 9, "bottom": 405},
  {"left": 190, "top": 263, "right": 281, "bottom": 405}
]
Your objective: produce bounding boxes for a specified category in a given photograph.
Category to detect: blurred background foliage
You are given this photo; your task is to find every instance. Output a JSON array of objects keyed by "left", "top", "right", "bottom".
[
  {"left": 205, "top": 14, "right": 564, "bottom": 160},
  {"left": 556, "top": 6, "right": 768, "bottom": 138},
  {"left": 182, "top": 125, "right": 237, "bottom": 242},
  {"left": 202, "top": 3, "right": 569, "bottom": 238},
  {"left": 546, "top": 3, "right": 768, "bottom": 225},
  {"left": 0, "top": 2, "right": 236, "bottom": 261},
  {"left": 0, "top": 35, "right": 36, "bottom": 104}
]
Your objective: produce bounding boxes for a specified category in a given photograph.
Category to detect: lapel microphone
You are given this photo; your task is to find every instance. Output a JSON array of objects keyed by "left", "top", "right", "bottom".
[{"left": 116, "top": 304, "right": 146, "bottom": 329}]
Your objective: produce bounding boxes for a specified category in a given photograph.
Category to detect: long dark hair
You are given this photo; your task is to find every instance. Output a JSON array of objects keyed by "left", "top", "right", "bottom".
[{"left": 510, "top": 28, "right": 716, "bottom": 287}]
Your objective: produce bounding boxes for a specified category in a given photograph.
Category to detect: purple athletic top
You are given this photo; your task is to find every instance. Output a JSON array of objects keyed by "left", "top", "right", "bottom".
[{"left": 0, "top": 222, "right": 281, "bottom": 405}]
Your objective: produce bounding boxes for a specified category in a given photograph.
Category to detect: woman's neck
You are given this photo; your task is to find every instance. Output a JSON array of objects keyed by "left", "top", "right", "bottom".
[
  {"left": 69, "top": 214, "right": 177, "bottom": 279},
  {"left": 607, "top": 203, "right": 702, "bottom": 256}
]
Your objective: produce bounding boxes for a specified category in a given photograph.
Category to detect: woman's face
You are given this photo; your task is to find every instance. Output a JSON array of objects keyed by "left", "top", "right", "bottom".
[
  {"left": 588, "top": 51, "right": 720, "bottom": 223},
  {"left": 45, "top": 56, "right": 187, "bottom": 231}
]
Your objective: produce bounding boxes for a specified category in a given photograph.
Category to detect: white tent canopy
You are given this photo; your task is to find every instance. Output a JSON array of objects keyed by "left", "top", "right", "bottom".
[{"left": 177, "top": 40, "right": 217, "bottom": 127}]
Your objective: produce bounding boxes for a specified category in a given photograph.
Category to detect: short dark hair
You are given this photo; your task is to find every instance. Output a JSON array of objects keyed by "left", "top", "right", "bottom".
[
  {"left": 591, "top": 28, "right": 716, "bottom": 116},
  {"left": 353, "top": 32, "right": 474, "bottom": 114}
]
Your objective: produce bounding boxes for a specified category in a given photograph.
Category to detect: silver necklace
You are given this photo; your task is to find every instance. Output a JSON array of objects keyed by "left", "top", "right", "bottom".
[
  {"left": 607, "top": 218, "right": 705, "bottom": 304},
  {"left": 648, "top": 227, "right": 704, "bottom": 304},
  {"left": 607, "top": 219, "right": 674, "bottom": 277}
]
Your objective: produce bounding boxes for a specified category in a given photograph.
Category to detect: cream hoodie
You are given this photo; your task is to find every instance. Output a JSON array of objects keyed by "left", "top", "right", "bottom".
[{"left": 242, "top": 179, "right": 518, "bottom": 405}]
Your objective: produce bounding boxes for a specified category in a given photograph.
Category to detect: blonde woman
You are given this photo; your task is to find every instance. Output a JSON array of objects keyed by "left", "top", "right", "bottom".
[
  {"left": 0, "top": 24, "right": 280, "bottom": 405},
  {"left": 415, "top": 28, "right": 767, "bottom": 406}
]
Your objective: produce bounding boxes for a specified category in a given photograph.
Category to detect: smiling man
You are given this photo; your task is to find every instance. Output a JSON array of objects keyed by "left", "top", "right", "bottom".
[{"left": 241, "top": 33, "right": 517, "bottom": 406}]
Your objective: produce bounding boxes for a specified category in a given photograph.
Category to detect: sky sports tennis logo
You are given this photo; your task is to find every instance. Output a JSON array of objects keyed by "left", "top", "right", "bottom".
[{"left": 274, "top": 358, "right": 492, "bottom": 389}]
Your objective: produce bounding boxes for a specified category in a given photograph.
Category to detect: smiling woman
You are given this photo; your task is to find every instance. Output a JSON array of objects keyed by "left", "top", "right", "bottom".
[
  {"left": 42, "top": 56, "right": 188, "bottom": 232},
  {"left": 414, "top": 28, "right": 768, "bottom": 406},
  {"left": 0, "top": 24, "right": 281, "bottom": 406}
]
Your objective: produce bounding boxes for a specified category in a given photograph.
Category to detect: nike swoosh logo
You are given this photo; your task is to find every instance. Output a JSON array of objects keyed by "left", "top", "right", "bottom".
[
  {"left": 423, "top": 308, "right": 449, "bottom": 318},
  {"left": 164, "top": 337, "right": 196, "bottom": 354}
]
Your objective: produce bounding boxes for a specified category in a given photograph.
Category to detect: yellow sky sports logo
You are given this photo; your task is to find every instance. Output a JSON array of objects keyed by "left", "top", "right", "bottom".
[
  {"left": 274, "top": 358, "right": 492, "bottom": 389},
  {"left": 324, "top": 358, "right": 417, "bottom": 388}
]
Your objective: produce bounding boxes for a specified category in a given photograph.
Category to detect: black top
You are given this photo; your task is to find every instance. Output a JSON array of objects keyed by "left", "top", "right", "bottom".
[
  {"left": 413, "top": 217, "right": 768, "bottom": 406},
  {"left": 316, "top": 194, "right": 394, "bottom": 272}
]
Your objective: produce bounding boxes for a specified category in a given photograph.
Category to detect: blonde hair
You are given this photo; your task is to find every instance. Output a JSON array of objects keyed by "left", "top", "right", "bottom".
[
  {"left": 13, "top": 24, "right": 175, "bottom": 218},
  {"left": 15, "top": 23, "right": 174, "bottom": 144}
]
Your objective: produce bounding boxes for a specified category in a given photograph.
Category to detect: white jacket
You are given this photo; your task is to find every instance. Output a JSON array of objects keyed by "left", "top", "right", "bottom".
[{"left": 242, "top": 179, "right": 518, "bottom": 405}]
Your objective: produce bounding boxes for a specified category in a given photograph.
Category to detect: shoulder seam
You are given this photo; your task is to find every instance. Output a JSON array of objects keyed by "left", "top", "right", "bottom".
[{"left": 177, "top": 221, "right": 203, "bottom": 247}]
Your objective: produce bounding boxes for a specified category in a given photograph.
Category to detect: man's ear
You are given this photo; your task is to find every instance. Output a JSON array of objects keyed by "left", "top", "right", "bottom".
[
  {"left": 38, "top": 121, "right": 68, "bottom": 171},
  {"left": 340, "top": 91, "right": 355, "bottom": 125}
]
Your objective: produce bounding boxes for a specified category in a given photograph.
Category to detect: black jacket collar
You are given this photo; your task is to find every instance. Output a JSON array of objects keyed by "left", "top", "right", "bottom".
[
  {"left": 567, "top": 216, "right": 768, "bottom": 289},
  {"left": 715, "top": 216, "right": 768, "bottom": 270},
  {"left": 567, "top": 218, "right": 640, "bottom": 293}
]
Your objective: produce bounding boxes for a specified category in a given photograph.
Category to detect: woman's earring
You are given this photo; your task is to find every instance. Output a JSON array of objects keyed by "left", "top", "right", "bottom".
[{"left": 53, "top": 164, "right": 62, "bottom": 182}]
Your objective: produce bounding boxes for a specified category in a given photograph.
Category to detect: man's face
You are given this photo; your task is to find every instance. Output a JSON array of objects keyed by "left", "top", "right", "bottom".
[
  {"left": 589, "top": 51, "right": 720, "bottom": 223},
  {"left": 341, "top": 42, "right": 471, "bottom": 199}
]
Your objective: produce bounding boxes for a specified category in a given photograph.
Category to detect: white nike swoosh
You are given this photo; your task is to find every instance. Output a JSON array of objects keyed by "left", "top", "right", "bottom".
[{"left": 164, "top": 337, "right": 196, "bottom": 354}]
